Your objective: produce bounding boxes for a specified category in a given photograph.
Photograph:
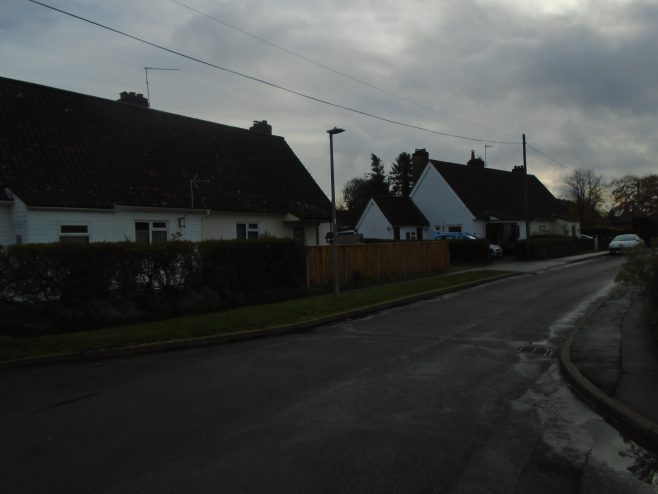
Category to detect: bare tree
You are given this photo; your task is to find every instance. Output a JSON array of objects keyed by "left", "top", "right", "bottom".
[
  {"left": 610, "top": 174, "right": 658, "bottom": 217},
  {"left": 561, "top": 169, "right": 606, "bottom": 226}
]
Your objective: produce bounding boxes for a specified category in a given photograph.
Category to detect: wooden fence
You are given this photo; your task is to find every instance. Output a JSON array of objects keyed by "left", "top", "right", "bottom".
[{"left": 306, "top": 241, "right": 450, "bottom": 286}]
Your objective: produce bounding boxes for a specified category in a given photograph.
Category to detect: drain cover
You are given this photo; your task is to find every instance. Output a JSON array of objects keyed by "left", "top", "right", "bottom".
[{"left": 516, "top": 345, "right": 553, "bottom": 357}]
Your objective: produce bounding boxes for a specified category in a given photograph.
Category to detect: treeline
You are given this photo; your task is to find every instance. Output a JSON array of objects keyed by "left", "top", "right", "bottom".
[
  {"left": 561, "top": 170, "right": 658, "bottom": 229},
  {"left": 341, "top": 152, "right": 420, "bottom": 214}
]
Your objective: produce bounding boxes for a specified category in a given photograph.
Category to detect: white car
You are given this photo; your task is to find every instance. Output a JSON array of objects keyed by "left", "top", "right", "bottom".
[{"left": 608, "top": 234, "right": 644, "bottom": 254}]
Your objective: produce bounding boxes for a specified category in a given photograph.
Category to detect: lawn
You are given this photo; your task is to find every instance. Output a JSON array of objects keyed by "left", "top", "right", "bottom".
[{"left": 0, "top": 269, "right": 512, "bottom": 363}]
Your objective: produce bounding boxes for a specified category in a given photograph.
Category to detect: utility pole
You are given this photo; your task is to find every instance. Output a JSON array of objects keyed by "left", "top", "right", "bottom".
[{"left": 522, "top": 134, "right": 530, "bottom": 256}]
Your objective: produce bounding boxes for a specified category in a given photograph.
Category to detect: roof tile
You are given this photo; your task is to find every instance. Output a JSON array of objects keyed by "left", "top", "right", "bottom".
[{"left": 0, "top": 77, "right": 330, "bottom": 219}]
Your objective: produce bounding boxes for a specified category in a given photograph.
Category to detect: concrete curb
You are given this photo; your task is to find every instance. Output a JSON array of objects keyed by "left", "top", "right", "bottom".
[
  {"left": 0, "top": 272, "right": 518, "bottom": 370},
  {"left": 559, "top": 292, "right": 658, "bottom": 453}
]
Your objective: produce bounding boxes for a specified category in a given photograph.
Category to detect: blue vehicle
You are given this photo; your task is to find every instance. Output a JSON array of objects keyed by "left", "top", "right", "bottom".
[{"left": 432, "top": 232, "right": 478, "bottom": 241}]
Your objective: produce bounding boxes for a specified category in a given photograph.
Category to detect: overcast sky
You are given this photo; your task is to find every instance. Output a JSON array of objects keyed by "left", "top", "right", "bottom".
[{"left": 2, "top": 0, "right": 657, "bottom": 202}]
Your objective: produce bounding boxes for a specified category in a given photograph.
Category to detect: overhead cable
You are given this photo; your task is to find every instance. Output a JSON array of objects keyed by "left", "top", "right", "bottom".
[
  {"left": 527, "top": 143, "right": 574, "bottom": 171},
  {"left": 27, "top": 0, "right": 520, "bottom": 146},
  {"left": 168, "top": 0, "right": 510, "bottom": 137}
]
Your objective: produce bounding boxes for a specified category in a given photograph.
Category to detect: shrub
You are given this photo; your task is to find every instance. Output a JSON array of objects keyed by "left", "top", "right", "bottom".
[
  {"left": 447, "top": 239, "right": 491, "bottom": 263},
  {"left": 0, "top": 238, "right": 307, "bottom": 335},
  {"left": 616, "top": 247, "right": 658, "bottom": 340},
  {"left": 616, "top": 248, "right": 658, "bottom": 304},
  {"left": 514, "top": 236, "right": 583, "bottom": 259}
]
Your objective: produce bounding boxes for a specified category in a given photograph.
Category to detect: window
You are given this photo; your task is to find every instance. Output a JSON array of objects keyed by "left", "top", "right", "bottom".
[
  {"left": 236, "top": 223, "right": 259, "bottom": 240},
  {"left": 405, "top": 231, "right": 417, "bottom": 240},
  {"left": 59, "top": 224, "right": 89, "bottom": 244},
  {"left": 448, "top": 225, "right": 462, "bottom": 233},
  {"left": 135, "top": 221, "right": 168, "bottom": 244}
]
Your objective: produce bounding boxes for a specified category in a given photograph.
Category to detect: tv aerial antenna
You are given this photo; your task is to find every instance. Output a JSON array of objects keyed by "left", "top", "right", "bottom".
[
  {"left": 144, "top": 66, "right": 179, "bottom": 107},
  {"left": 190, "top": 173, "right": 210, "bottom": 209},
  {"left": 484, "top": 144, "right": 494, "bottom": 166}
]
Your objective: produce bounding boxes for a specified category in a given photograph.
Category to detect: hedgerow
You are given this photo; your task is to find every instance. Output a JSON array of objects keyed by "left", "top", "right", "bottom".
[
  {"left": 616, "top": 247, "right": 658, "bottom": 339},
  {"left": 0, "top": 239, "right": 305, "bottom": 335}
]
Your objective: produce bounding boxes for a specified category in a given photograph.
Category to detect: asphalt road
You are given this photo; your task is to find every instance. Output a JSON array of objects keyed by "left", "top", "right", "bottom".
[{"left": 1, "top": 255, "right": 654, "bottom": 493}]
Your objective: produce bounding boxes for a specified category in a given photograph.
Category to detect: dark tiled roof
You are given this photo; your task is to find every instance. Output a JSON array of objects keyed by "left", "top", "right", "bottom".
[
  {"left": 430, "top": 160, "right": 567, "bottom": 220},
  {"left": 0, "top": 77, "right": 330, "bottom": 219},
  {"left": 372, "top": 195, "right": 429, "bottom": 226}
]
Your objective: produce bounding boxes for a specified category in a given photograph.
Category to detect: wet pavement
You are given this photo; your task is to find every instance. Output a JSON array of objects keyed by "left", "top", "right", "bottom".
[
  {"left": 567, "top": 281, "right": 658, "bottom": 489},
  {"left": 570, "top": 286, "right": 658, "bottom": 437}
]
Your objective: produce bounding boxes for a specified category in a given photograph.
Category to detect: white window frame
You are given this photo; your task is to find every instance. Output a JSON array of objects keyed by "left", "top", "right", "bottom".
[
  {"left": 135, "top": 220, "right": 168, "bottom": 244},
  {"left": 59, "top": 224, "right": 90, "bottom": 243},
  {"left": 236, "top": 222, "right": 259, "bottom": 240},
  {"left": 405, "top": 230, "right": 417, "bottom": 241}
]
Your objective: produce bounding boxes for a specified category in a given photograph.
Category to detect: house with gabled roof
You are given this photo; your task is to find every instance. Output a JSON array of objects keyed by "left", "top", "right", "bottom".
[
  {"left": 355, "top": 149, "right": 578, "bottom": 248},
  {"left": 0, "top": 77, "right": 331, "bottom": 246},
  {"left": 355, "top": 195, "right": 429, "bottom": 241},
  {"left": 410, "top": 150, "right": 578, "bottom": 247}
]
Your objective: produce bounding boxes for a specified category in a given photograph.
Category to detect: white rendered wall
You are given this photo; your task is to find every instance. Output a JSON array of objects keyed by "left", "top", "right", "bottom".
[
  {"left": 355, "top": 200, "right": 393, "bottom": 240},
  {"left": 410, "top": 166, "right": 480, "bottom": 237}
]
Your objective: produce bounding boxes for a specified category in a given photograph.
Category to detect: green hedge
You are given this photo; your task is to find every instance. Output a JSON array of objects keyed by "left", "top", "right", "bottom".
[
  {"left": 0, "top": 239, "right": 306, "bottom": 336},
  {"left": 514, "top": 236, "right": 584, "bottom": 259},
  {"left": 447, "top": 239, "right": 491, "bottom": 263},
  {"left": 616, "top": 247, "right": 658, "bottom": 340}
]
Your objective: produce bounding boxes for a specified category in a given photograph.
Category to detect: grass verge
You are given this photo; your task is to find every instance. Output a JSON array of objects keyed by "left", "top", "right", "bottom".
[{"left": 0, "top": 269, "right": 510, "bottom": 362}]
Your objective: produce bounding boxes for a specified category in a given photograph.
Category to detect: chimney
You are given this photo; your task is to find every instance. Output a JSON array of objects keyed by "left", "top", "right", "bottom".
[
  {"left": 467, "top": 150, "right": 485, "bottom": 167},
  {"left": 411, "top": 148, "right": 429, "bottom": 183},
  {"left": 249, "top": 120, "right": 272, "bottom": 135},
  {"left": 118, "top": 91, "right": 149, "bottom": 108},
  {"left": 512, "top": 165, "right": 525, "bottom": 174}
]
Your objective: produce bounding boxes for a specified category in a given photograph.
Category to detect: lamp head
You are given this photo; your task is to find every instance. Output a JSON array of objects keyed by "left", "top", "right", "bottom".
[{"left": 327, "top": 127, "right": 345, "bottom": 135}]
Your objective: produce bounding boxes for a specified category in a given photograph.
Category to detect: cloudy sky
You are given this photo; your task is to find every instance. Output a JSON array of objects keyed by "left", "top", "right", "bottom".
[{"left": 2, "top": 0, "right": 657, "bottom": 202}]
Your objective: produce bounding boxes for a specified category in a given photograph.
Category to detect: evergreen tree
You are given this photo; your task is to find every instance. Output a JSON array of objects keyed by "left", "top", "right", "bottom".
[
  {"left": 368, "top": 154, "right": 389, "bottom": 195},
  {"left": 390, "top": 152, "right": 414, "bottom": 196}
]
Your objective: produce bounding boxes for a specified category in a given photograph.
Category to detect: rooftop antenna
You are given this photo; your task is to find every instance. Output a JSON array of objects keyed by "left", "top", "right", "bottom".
[
  {"left": 190, "top": 173, "right": 210, "bottom": 209},
  {"left": 484, "top": 144, "right": 494, "bottom": 166},
  {"left": 144, "top": 66, "right": 179, "bottom": 108}
]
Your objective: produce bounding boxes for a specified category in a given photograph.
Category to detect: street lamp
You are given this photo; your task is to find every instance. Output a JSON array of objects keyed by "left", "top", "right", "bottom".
[{"left": 327, "top": 127, "right": 345, "bottom": 295}]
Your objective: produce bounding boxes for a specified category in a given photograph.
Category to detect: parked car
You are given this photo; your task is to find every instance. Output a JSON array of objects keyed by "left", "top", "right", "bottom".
[
  {"left": 608, "top": 234, "right": 644, "bottom": 254},
  {"left": 432, "top": 232, "right": 503, "bottom": 258}
]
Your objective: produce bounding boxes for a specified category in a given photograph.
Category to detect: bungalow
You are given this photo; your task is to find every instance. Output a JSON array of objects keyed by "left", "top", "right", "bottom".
[
  {"left": 355, "top": 195, "right": 429, "bottom": 241},
  {"left": 0, "top": 77, "right": 331, "bottom": 246},
  {"left": 357, "top": 149, "right": 578, "bottom": 248}
]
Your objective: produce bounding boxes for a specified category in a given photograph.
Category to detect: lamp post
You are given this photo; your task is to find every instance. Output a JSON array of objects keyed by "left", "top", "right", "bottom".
[{"left": 327, "top": 127, "right": 345, "bottom": 295}]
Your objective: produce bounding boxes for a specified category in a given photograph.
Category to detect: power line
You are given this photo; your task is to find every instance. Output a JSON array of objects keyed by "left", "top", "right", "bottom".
[
  {"left": 27, "top": 0, "right": 519, "bottom": 146},
  {"left": 168, "top": 0, "right": 511, "bottom": 138},
  {"left": 526, "top": 142, "right": 574, "bottom": 171}
]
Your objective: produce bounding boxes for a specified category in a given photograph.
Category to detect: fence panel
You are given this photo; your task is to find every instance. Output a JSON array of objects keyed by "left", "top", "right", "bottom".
[{"left": 306, "top": 242, "right": 449, "bottom": 286}]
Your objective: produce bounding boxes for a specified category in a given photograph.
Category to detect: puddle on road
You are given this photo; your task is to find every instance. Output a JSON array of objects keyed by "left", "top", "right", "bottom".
[
  {"left": 580, "top": 415, "right": 658, "bottom": 487},
  {"left": 513, "top": 364, "right": 658, "bottom": 491}
]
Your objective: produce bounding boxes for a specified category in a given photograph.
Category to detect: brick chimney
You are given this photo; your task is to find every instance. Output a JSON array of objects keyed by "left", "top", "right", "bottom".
[
  {"left": 467, "top": 150, "right": 485, "bottom": 167},
  {"left": 249, "top": 120, "right": 272, "bottom": 135},
  {"left": 512, "top": 165, "right": 525, "bottom": 174},
  {"left": 117, "top": 91, "right": 149, "bottom": 108},
  {"left": 411, "top": 148, "right": 429, "bottom": 184}
]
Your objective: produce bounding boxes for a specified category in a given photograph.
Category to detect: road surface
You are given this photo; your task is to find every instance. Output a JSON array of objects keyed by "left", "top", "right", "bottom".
[{"left": 1, "top": 255, "right": 655, "bottom": 493}]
